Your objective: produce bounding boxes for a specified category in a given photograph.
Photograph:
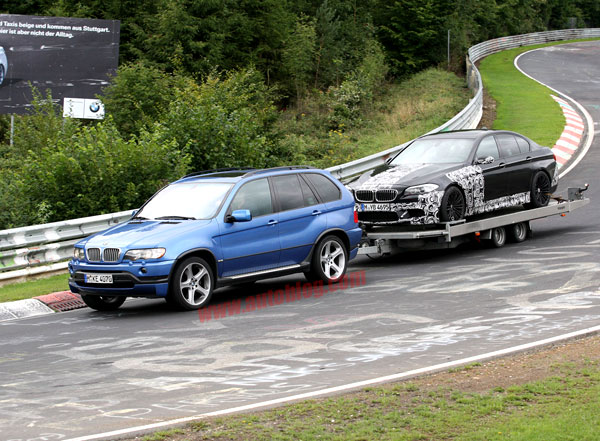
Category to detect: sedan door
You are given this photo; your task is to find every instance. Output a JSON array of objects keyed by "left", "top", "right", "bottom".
[
  {"left": 474, "top": 136, "right": 507, "bottom": 201},
  {"left": 495, "top": 133, "right": 533, "bottom": 195},
  {"left": 218, "top": 178, "right": 281, "bottom": 277}
]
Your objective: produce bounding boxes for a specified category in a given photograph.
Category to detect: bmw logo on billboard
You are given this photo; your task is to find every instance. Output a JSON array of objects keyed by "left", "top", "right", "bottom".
[{"left": 63, "top": 98, "right": 105, "bottom": 120}]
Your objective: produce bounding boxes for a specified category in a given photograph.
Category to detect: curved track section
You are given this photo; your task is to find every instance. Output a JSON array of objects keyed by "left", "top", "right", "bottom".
[{"left": 1, "top": 41, "right": 600, "bottom": 441}]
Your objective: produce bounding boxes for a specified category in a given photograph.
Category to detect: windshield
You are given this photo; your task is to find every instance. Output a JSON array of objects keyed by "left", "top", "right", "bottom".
[
  {"left": 136, "top": 182, "right": 233, "bottom": 220},
  {"left": 391, "top": 138, "right": 474, "bottom": 165}
]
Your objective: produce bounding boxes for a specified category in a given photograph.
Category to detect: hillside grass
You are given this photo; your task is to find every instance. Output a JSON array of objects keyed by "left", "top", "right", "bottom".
[
  {"left": 479, "top": 38, "right": 600, "bottom": 147},
  {"left": 278, "top": 67, "right": 470, "bottom": 168}
]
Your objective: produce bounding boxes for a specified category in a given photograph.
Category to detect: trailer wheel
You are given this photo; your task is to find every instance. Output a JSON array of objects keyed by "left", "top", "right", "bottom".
[
  {"left": 490, "top": 226, "right": 507, "bottom": 248},
  {"left": 510, "top": 222, "right": 528, "bottom": 243},
  {"left": 440, "top": 186, "right": 466, "bottom": 222}
]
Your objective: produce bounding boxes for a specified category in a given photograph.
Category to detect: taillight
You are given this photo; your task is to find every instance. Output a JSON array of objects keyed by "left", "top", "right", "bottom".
[
  {"left": 354, "top": 209, "right": 359, "bottom": 223},
  {"left": 553, "top": 153, "right": 557, "bottom": 162}
]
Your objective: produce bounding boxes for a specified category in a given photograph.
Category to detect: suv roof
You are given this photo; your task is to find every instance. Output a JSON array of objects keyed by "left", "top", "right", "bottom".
[{"left": 176, "top": 166, "right": 317, "bottom": 183}]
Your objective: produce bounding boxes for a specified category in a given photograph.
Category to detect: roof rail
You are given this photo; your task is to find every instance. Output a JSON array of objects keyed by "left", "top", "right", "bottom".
[
  {"left": 243, "top": 165, "right": 315, "bottom": 177},
  {"left": 182, "top": 167, "right": 256, "bottom": 178}
]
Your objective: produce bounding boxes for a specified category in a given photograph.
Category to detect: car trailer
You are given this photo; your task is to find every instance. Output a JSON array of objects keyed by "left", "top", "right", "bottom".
[{"left": 357, "top": 185, "right": 590, "bottom": 256}]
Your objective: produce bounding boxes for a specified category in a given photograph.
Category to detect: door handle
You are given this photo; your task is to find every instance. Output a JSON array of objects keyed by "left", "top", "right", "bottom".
[
  {"left": 498, "top": 162, "right": 505, "bottom": 168},
  {"left": 526, "top": 156, "right": 532, "bottom": 161},
  {"left": 312, "top": 210, "right": 322, "bottom": 216},
  {"left": 267, "top": 219, "right": 278, "bottom": 226}
]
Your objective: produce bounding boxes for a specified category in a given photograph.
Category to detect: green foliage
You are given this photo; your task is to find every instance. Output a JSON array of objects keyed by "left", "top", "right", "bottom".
[
  {"left": 376, "top": 0, "right": 451, "bottom": 76},
  {"left": 156, "top": 68, "right": 281, "bottom": 171},
  {"left": 7, "top": 89, "right": 81, "bottom": 162},
  {"left": 102, "top": 61, "right": 192, "bottom": 138},
  {"left": 282, "top": 14, "right": 317, "bottom": 102},
  {"left": 328, "top": 38, "right": 388, "bottom": 127},
  {"left": 0, "top": 92, "right": 189, "bottom": 229}
]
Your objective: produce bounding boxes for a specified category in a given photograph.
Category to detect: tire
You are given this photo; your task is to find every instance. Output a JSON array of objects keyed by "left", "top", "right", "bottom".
[
  {"left": 305, "top": 235, "right": 348, "bottom": 284},
  {"left": 510, "top": 222, "right": 528, "bottom": 243},
  {"left": 170, "top": 257, "right": 214, "bottom": 310},
  {"left": 0, "top": 65, "right": 5, "bottom": 86},
  {"left": 526, "top": 171, "right": 552, "bottom": 208},
  {"left": 490, "top": 226, "right": 507, "bottom": 248},
  {"left": 81, "top": 294, "right": 126, "bottom": 311},
  {"left": 439, "top": 186, "right": 466, "bottom": 222}
]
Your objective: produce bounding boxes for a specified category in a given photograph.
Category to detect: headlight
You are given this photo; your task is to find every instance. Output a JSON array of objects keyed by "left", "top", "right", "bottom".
[
  {"left": 73, "top": 247, "right": 85, "bottom": 260},
  {"left": 404, "top": 184, "right": 439, "bottom": 195},
  {"left": 123, "top": 248, "right": 166, "bottom": 261}
]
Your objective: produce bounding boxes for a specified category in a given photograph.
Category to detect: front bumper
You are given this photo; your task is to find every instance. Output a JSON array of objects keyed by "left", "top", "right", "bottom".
[{"left": 68, "top": 259, "right": 174, "bottom": 298}]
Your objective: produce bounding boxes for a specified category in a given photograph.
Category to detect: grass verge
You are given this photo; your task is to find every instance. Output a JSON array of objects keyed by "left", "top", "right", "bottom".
[
  {"left": 0, "top": 272, "right": 69, "bottom": 303},
  {"left": 126, "top": 336, "right": 600, "bottom": 441},
  {"left": 479, "top": 38, "right": 600, "bottom": 147}
]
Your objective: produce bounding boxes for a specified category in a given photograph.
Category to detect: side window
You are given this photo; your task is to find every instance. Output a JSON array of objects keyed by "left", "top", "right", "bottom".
[
  {"left": 299, "top": 175, "right": 319, "bottom": 207},
  {"left": 304, "top": 173, "right": 342, "bottom": 203},
  {"left": 495, "top": 134, "right": 521, "bottom": 157},
  {"left": 272, "top": 175, "right": 305, "bottom": 211},
  {"left": 476, "top": 136, "right": 500, "bottom": 160},
  {"left": 229, "top": 178, "right": 273, "bottom": 217},
  {"left": 516, "top": 136, "right": 530, "bottom": 153}
]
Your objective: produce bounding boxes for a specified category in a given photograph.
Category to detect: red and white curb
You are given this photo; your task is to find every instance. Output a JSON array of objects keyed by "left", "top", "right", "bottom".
[
  {"left": 0, "top": 291, "right": 86, "bottom": 322},
  {"left": 551, "top": 95, "right": 584, "bottom": 168}
]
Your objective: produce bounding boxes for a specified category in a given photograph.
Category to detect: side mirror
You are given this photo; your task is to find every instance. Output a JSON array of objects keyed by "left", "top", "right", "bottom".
[
  {"left": 476, "top": 156, "right": 495, "bottom": 165},
  {"left": 131, "top": 209, "right": 139, "bottom": 218},
  {"left": 227, "top": 209, "right": 252, "bottom": 223}
]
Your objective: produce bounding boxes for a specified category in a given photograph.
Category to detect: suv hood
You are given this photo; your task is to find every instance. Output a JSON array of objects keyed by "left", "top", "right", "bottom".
[{"left": 82, "top": 219, "right": 214, "bottom": 249}]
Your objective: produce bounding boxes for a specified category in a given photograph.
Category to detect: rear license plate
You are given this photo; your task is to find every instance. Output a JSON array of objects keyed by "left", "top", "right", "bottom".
[
  {"left": 358, "top": 203, "right": 393, "bottom": 212},
  {"left": 85, "top": 273, "right": 113, "bottom": 284}
]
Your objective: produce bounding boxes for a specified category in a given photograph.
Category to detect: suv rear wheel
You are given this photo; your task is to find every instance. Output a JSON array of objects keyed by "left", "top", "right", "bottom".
[{"left": 305, "top": 235, "right": 348, "bottom": 283}]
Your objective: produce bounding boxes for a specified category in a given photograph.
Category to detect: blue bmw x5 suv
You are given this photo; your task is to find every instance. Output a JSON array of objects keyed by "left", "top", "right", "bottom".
[{"left": 69, "top": 166, "right": 362, "bottom": 311}]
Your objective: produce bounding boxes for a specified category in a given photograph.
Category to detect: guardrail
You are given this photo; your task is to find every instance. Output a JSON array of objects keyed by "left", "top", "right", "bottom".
[{"left": 1, "top": 27, "right": 599, "bottom": 283}]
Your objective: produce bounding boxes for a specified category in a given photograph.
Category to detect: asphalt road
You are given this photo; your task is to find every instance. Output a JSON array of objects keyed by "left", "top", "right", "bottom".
[{"left": 1, "top": 41, "right": 600, "bottom": 441}]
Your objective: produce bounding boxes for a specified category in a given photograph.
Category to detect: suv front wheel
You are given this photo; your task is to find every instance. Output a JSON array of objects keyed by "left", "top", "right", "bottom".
[
  {"left": 81, "top": 295, "right": 126, "bottom": 311},
  {"left": 305, "top": 235, "right": 348, "bottom": 284},
  {"left": 170, "top": 257, "right": 214, "bottom": 310}
]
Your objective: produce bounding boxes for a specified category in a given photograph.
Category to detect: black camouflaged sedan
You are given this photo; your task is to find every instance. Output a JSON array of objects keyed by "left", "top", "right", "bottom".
[{"left": 351, "top": 130, "right": 559, "bottom": 225}]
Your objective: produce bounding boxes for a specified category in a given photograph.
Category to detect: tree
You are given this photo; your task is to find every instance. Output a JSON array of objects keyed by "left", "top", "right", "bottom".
[{"left": 282, "top": 14, "right": 317, "bottom": 103}]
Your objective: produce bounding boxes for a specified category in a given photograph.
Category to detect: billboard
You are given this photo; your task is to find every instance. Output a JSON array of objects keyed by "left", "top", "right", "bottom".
[{"left": 0, "top": 14, "right": 120, "bottom": 114}]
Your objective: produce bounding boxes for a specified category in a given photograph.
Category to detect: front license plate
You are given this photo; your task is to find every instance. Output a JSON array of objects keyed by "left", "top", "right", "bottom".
[
  {"left": 359, "top": 203, "right": 393, "bottom": 212},
  {"left": 85, "top": 273, "right": 113, "bottom": 284}
]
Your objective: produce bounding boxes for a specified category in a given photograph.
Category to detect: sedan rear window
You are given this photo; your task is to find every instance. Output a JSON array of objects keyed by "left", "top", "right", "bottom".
[{"left": 391, "top": 138, "right": 474, "bottom": 164}]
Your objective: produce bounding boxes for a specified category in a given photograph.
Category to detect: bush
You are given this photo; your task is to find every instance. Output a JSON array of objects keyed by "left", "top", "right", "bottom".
[
  {"left": 156, "top": 67, "right": 282, "bottom": 171},
  {"left": 328, "top": 39, "right": 388, "bottom": 128},
  {"left": 15, "top": 120, "right": 190, "bottom": 224},
  {"left": 102, "top": 62, "right": 193, "bottom": 138}
]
